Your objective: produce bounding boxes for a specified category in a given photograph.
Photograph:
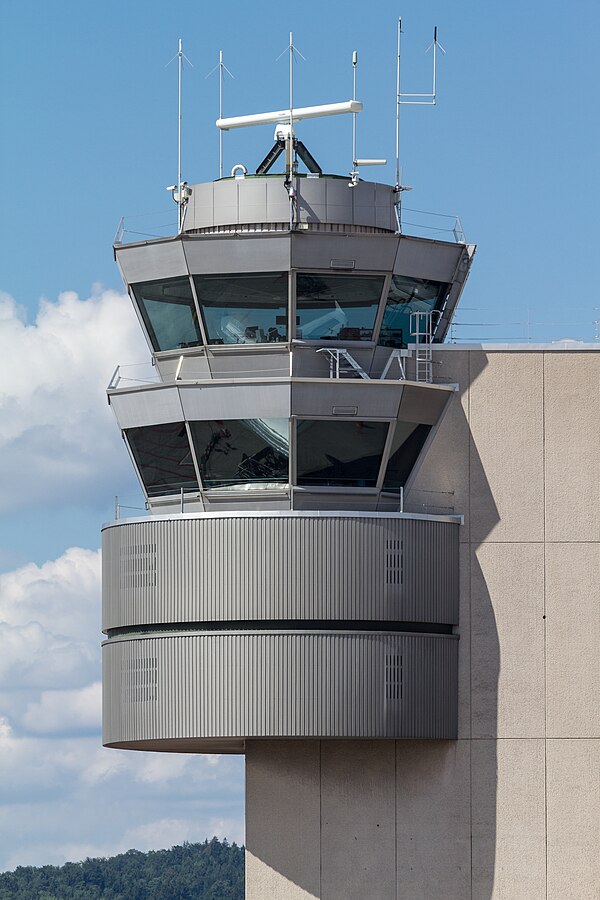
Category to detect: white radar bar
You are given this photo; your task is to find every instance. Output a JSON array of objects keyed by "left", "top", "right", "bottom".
[{"left": 217, "top": 100, "right": 362, "bottom": 131}]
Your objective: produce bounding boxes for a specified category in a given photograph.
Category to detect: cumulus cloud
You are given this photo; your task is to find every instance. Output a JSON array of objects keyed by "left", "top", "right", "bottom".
[
  {"left": 0, "top": 287, "right": 148, "bottom": 514},
  {"left": 22, "top": 682, "right": 101, "bottom": 735}
]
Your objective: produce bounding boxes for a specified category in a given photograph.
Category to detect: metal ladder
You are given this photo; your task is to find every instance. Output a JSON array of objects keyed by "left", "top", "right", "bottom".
[{"left": 410, "top": 311, "right": 435, "bottom": 383}]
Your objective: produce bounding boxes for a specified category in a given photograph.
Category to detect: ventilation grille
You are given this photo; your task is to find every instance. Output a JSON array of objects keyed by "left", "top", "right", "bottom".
[
  {"left": 385, "top": 653, "right": 403, "bottom": 701},
  {"left": 120, "top": 543, "right": 157, "bottom": 589},
  {"left": 121, "top": 657, "right": 158, "bottom": 702},
  {"left": 385, "top": 539, "right": 403, "bottom": 586}
]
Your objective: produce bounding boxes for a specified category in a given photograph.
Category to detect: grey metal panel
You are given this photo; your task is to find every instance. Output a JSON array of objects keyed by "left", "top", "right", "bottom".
[
  {"left": 291, "top": 233, "right": 398, "bottom": 271},
  {"left": 154, "top": 353, "right": 212, "bottom": 382},
  {"left": 207, "top": 350, "right": 291, "bottom": 378},
  {"left": 401, "top": 519, "right": 459, "bottom": 622},
  {"left": 291, "top": 380, "right": 402, "bottom": 419},
  {"left": 178, "top": 382, "right": 291, "bottom": 420},
  {"left": 185, "top": 182, "right": 214, "bottom": 230},
  {"left": 398, "top": 384, "right": 452, "bottom": 425},
  {"left": 237, "top": 178, "right": 268, "bottom": 225},
  {"left": 265, "top": 178, "right": 292, "bottom": 222},
  {"left": 102, "top": 515, "right": 459, "bottom": 630},
  {"left": 181, "top": 176, "right": 397, "bottom": 230},
  {"left": 393, "top": 236, "right": 463, "bottom": 282},
  {"left": 296, "top": 179, "right": 327, "bottom": 224},
  {"left": 325, "top": 179, "right": 354, "bottom": 224},
  {"left": 116, "top": 241, "right": 188, "bottom": 285},
  {"left": 183, "top": 234, "right": 291, "bottom": 274},
  {"left": 102, "top": 630, "right": 458, "bottom": 745},
  {"left": 109, "top": 386, "right": 184, "bottom": 428}
]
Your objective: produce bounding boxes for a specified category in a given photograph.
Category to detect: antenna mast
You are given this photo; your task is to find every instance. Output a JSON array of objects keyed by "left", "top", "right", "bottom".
[
  {"left": 177, "top": 38, "right": 183, "bottom": 232},
  {"left": 207, "top": 50, "right": 234, "bottom": 178},
  {"left": 394, "top": 22, "right": 444, "bottom": 232},
  {"left": 351, "top": 50, "right": 358, "bottom": 182}
]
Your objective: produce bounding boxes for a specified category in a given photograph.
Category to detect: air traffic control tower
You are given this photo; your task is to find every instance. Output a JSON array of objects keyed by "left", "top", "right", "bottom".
[{"left": 102, "top": 94, "right": 477, "bottom": 896}]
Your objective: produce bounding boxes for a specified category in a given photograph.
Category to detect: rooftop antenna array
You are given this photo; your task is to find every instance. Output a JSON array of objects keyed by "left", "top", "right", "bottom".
[
  {"left": 217, "top": 33, "right": 362, "bottom": 228},
  {"left": 165, "top": 39, "right": 193, "bottom": 233},
  {"left": 395, "top": 19, "right": 445, "bottom": 231},
  {"left": 206, "top": 50, "right": 234, "bottom": 179}
]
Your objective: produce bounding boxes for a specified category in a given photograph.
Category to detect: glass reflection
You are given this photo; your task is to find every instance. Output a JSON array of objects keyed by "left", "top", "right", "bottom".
[
  {"left": 378, "top": 275, "right": 449, "bottom": 349},
  {"left": 190, "top": 419, "right": 289, "bottom": 489},
  {"left": 382, "top": 421, "right": 432, "bottom": 490},
  {"left": 132, "top": 278, "right": 202, "bottom": 352},
  {"left": 194, "top": 273, "right": 288, "bottom": 345},
  {"left": 296, "top": 274, "right": 385, "bottom": 342},
  {"left": 126, "top": 423, "right": 198, "bottom": 496},
  {"left": 296, "top": 419, "right": 389, "bottom": 487}
]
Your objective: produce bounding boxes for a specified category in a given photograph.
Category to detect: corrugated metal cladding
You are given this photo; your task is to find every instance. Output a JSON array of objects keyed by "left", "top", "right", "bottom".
[
  {"left": 102, "top": 515, "right": 459, "bottom": 630},
  {"left": 102, "top": 631, "right": 458, "bottom": 745}
]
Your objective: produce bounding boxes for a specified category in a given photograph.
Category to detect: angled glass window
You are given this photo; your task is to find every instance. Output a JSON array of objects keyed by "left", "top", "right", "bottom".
[
  {"left": 382, "top": 421, "right": 432, "bottom": 491},
  {"left": 378, "top": 275, "right": 449, "bottom": 349},
  {"left": 189, "top": 419, "right": 289, "bottom": 490},
  {"left": 296, "top": 274, "right": 385, "bottom": 342},
  {"left": 296, "top": 419, "right": 389, "bottom": 487},
  {"left": 126, "top": 423, "right": 198, "bottom": 496},
  {"left": 132, "top": 277, "right": 202, "bottom": 352},
  {"left": 193, "top": 273, "right": 288, "bottom": 345}
]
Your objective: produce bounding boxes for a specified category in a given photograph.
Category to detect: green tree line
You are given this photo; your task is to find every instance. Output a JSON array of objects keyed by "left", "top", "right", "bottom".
[{"left": 0, "top": 837, "right": 244, "bottom": 899}]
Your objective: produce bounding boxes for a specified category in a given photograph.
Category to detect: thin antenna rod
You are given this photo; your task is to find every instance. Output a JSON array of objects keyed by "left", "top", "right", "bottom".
[
  {"left": 395, "top": 18, "right": 401, "bottom": 190},
  {"left": 177, "top": 38, "right": 183, "bottom": 233},
  {"left": 352, "top": 50, "right": 358, "bottom": 174},
  {"left": 289, "top": 31, "right": 294, "bottom": 134},
  {"left": 206, "top": 51, "right": 234, "bottom": 179},
  {"left": 219, "top": 50, "right": 223, "bottom": 178}
]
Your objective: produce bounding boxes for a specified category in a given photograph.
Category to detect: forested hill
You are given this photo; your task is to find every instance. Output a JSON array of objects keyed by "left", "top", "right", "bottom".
[{"left": 0, "top": 838, "right": 244, "bottom": 900}]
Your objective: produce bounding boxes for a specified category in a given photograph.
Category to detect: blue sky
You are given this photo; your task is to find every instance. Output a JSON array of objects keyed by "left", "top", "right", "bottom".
[{"left": 0, "top": 0, "right": 598, "bottom": 871}]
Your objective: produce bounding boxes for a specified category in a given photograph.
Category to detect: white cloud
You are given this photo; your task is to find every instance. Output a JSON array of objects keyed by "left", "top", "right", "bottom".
[
  {"left": 0, "top": 546, "right": 100, "bottom": 640},
  {"left": 22, "top": 682, "right": 101, "bottom": 734},
  {"left": 0, "top": 287, "right": 148, "bottom": 513}
]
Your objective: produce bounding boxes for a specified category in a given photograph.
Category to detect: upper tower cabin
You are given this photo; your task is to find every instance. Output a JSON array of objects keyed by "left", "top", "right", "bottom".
[{"left": 102, "top": 68, "right": 475, "bottom": 754}]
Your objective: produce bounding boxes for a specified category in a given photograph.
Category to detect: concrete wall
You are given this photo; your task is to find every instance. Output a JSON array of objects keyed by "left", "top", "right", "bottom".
[{"left": 245, "top": 347, "right": 600, "bottom": 899}]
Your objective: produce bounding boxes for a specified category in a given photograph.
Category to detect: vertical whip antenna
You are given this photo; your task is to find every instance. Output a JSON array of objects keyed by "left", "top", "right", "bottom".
[
  {"left": 276, "top": 33, "right": 306, "bottom": 228},
  {"left": 166, "top": 39, "right": 194, "bottom": 233},
  {"left": 351, "top": 50, "right": 358, "bottom": 182},
  {"left": 206, "top": 50, "right": 234, "bottom": 179}
]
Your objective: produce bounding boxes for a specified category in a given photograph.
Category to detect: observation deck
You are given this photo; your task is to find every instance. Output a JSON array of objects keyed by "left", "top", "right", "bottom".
[{"left": 102, "top": 168, "right": 475, "bottom": 752}]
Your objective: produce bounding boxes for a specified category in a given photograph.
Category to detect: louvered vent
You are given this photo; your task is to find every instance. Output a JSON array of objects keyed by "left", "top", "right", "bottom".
[
  {"left": 385, "top": 539, "right": 403, "bottom": 586},
  {"left": 385, "top": 653, "right": 403, "bottom": 701},
  {"left": 121, "top": 657, "right": 158, "bottom": 702},
  {"left": 120, "top": 543, "right": 157, "bottom": 589}
]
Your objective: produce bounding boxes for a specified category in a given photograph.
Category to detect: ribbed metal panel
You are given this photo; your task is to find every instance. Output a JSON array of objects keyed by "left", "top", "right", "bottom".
[
  {"left": 102, "top": 515, "right": 459, "bottom": 630},
  {"left": 102, "top": 631, "right": 458, "bottom": 746}
]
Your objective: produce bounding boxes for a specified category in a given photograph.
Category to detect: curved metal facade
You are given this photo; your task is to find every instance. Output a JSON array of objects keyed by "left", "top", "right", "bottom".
[
  {"left": 102, "top": 512, "right": 459, "bottom": 748},
  {"left": 103, "top": 514, "right": 459, "bottom": 630},
  {"left": 103, "top": 630, "right": 458, "bottom": 751}
]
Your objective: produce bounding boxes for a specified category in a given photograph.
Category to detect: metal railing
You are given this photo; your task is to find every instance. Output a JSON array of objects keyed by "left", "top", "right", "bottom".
[{"left": 399, "top": 206, "right": 466, "bottom": 243}]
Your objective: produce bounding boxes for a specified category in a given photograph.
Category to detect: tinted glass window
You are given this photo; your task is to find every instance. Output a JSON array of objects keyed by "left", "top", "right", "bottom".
[
  {"left": 132, "top": 278, "right": 202, "bottom": 352},
  {"left": 189, "top": 419, "right": 289, "bottom": 489},
  {"left": 382, "top": 421, "right": 432, "bottom": 490},
  {"left": 296, "top": 274, "right": 385, "bottom": 342},
  {"left": 296, "top": 419, "right": 389, "bottom": 487},
  {"left": 126, "top": 423, "right": 198, "bottom": 496},
  {"left": 378, "top": 275, "right": 449, "bottom": 349},
  {"left": 194, "top": 273, "right": 288, "bottom": 345}
]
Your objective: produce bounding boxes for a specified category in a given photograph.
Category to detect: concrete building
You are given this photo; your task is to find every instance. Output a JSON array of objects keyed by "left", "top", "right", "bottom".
[{"left": 101, "top": 124, "right": 599, "bottom": 897}]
